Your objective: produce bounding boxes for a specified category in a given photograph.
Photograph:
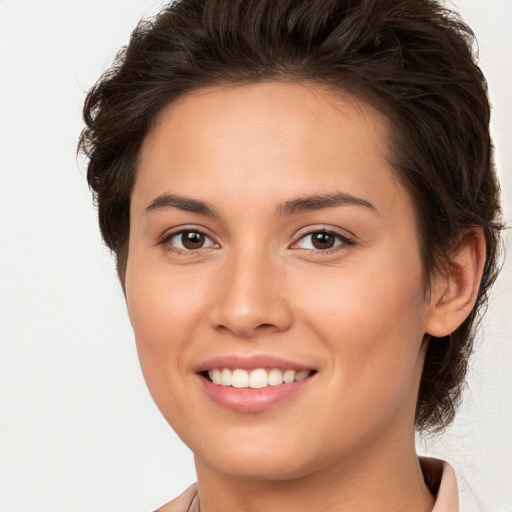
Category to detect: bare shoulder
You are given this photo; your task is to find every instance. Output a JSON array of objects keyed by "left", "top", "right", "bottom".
[{"left": 153, "top": 483, "right": 198, "bottom": 512}]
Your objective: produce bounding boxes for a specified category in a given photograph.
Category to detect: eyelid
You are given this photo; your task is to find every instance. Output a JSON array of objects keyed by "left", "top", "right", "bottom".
[
  {"left": 290, "top": 226, "right": 356, "bottom": 252},
  {"left": 156, "top": 224, "right": 355, "bottom": 254},
  {"left": 157, "top": 225, "right": 220, "bottom": 253}
]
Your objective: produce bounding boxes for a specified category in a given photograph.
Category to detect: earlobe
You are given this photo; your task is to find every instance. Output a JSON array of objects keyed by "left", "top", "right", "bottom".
[{"left": 425, "top": 228, "right": 486, "bottom": 338}]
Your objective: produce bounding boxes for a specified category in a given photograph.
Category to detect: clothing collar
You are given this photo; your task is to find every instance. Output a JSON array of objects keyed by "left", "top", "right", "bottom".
[{"left": 421, "top": 457, "right": 482, "bottom": 512}]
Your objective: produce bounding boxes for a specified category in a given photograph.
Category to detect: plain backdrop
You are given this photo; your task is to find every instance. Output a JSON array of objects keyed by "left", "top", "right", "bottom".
[{"left": 0, "top": 1, "right": 511, "bottom": 511}]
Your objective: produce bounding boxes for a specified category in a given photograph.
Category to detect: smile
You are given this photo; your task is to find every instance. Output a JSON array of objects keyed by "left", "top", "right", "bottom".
[
  {"left": 196, "top": 355, "right": 318, "bottom": 412},
  {"left": 206, "top": 368, "right": 313, "bottom": 388}
]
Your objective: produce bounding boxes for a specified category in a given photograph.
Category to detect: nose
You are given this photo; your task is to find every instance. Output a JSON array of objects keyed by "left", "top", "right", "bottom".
[{"left": 208, "top": 249, "right": 293, "bottom": 338}]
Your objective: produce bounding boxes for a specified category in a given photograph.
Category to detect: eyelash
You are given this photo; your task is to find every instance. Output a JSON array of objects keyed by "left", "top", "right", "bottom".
[
  {"left": 292, "top": 229, "right": 355, "bottom": 254},
  {"left": 157, "top": 227, "right": 355, "bottom": 255},
  {"left": 157, "top": 227, "right": 218, "bottom": 255}
]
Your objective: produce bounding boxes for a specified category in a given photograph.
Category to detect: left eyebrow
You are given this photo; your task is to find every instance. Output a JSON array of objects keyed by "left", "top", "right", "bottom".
[{"left": 276, "top": 192, "right": 378, "bottom": 217}]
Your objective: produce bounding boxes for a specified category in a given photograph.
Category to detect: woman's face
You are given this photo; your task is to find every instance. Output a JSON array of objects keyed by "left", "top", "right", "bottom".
[{"left": 126, "top": 82, "right": 436, "bottom": 480}]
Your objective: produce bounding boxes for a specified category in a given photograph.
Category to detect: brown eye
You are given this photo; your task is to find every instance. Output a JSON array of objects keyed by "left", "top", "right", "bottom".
[
  {"left": 165, "top": 230, "right": 217, "bottom": 252},
  {"left": 181, "top": 231, "right": 205, "bottom": 249},
  {"left": 311, "top": 232, "right": 336, "bottom": 249},
  {"left": 294, "top": 230, "right": 350, "bottom": 252}
]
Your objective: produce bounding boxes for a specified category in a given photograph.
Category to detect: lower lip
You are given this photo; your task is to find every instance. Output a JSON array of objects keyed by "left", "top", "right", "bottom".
[{"left": 199, "top": 374, "right": 314, "bottom": 413}]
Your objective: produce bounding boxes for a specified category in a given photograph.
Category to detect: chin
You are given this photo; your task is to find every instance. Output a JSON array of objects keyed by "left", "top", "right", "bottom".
[
  {"left": 200, "top": 450, "right": 318, "bottom": 481},
  {"left": 188, "top": 424, "right": 333, "bottom": 482}
]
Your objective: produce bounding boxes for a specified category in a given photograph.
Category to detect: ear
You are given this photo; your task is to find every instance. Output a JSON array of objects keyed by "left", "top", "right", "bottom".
[{"left": 425, "top": 228, "right": 486, "bottom": 337}]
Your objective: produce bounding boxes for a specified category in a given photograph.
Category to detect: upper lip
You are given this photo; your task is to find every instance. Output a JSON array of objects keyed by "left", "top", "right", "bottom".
[{"left": 194, "top": 353, "right": 316, "bottom": 373}]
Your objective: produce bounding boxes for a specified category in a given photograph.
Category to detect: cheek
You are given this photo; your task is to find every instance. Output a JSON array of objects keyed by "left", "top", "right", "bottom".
[
  {"left": 124, "top": 251, "right": 208, "bottom": 391},
  {"left": 294, "top": 256, "right": 427, "bottom": 415},
  {"left": 126, "top": 250, "right": 207, "bottom": 338},
  {"left": 124, "top": 260, "right": 215, "bottom": 434},
  {"left": 296, "top": 251, "right": 426, "bottom": 338}
]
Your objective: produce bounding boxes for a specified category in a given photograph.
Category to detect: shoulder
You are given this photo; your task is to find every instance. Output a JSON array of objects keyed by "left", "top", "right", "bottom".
[{"left": 153, "top": 483, "right": 198, "bottom": 512}]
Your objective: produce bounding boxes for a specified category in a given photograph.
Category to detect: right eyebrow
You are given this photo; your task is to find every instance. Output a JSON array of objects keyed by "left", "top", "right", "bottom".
[{"left": 144, "top": 193, "right": 218, "bottom": 217}]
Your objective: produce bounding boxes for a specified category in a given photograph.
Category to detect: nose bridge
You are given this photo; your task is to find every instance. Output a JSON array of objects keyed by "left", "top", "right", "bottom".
[{"left": 209, "top": 241, "right": 292, "bottom": 337}]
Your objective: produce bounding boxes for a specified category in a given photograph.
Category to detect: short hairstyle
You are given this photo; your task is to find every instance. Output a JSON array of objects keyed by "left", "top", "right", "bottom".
[{"left": 79, "top": 0, "right": 502, "bottom": 432}]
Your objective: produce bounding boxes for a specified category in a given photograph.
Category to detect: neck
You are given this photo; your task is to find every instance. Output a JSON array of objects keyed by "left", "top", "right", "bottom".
[{"left": 194, "top": 431, "right": 435, "bottom": 512}]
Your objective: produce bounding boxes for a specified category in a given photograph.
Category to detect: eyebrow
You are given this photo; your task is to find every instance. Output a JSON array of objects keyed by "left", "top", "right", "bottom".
[
  {"left": 145, "top": 193, "right": 218, "bottom": 216},
  {"left": 144, "top": 191, "right": 377, "bottom": 218},
  {"left": 276, "top": 192, "right": 377, "bottom": 217}
]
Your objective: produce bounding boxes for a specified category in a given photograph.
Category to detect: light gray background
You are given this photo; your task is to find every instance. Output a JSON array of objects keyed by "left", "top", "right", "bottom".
[{"left": 0, "top": 1, "right": 510, "bottom": 511}]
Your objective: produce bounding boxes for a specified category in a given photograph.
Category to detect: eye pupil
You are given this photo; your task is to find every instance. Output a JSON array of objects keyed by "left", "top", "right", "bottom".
[
  {"left": 182, "top": 231, "right": 205, "bottom": 249},
  {"left": 312, "top": 232, "right": 335, "bottom": 249}
]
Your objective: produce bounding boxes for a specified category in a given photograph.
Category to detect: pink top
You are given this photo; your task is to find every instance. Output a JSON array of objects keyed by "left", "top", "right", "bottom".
[
  {"left": 155, "top": 458, "right": 463, "bottom": 512},
  {"left": 421, "top": 458, "right": 459, "bottom": 511}
]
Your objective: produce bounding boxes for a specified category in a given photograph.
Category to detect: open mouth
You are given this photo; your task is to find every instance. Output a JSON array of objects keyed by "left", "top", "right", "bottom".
[{"left": 201, "top": 368, "right": 317, "bottom": 389}]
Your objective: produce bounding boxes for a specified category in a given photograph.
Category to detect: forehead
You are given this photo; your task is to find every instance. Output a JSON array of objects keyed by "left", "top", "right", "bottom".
[
  {"left": 134, "top": 81, "right": 409, "bottom": 218},
  {"left": 144, "top": 81, "right": 390, "bottom": 160}
]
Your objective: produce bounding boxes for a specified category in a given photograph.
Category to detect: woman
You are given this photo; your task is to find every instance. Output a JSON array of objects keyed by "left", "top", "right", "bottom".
[{"left": 79, "top": 0, "right": 502, "bottom": 510}]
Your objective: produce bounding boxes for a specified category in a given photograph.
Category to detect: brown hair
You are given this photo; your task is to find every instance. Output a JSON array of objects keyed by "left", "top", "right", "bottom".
[{"left": 79, "top": 0, "right": 502, "bottom": 432}]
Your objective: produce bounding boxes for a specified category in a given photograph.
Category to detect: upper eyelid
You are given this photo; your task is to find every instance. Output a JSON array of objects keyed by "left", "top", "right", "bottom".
[
  {"left": 292, "top": 226, "right": 356, "bottom": 242},
  {"left": 159, "top": 225, "right": 216, "bottom": 242}
]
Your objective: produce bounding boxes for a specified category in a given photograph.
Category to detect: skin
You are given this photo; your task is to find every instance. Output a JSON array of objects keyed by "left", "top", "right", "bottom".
[{"left": 125, "top": 82, "right": 485, "bottom": 511}]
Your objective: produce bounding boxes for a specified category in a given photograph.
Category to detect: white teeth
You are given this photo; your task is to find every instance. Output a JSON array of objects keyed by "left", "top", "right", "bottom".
[
  {"left": 283, "top": 369, "right": 296, "bottom": 383},
  {"left": 206, "top": 367, "right": 313, "bottom": 388},
  {"left": 249, "top": 368, "right": 268, "bottom": 388},
  {"left": 295, "top": 370, "right": 310, "bottom": 382},
  {"left": 221, "top": 368, "right": 232, "bottom": 386},
  {"left": 209, "top": 369, "right": 222, "bottom": 385},
  {"left": 268, "top": 368, "right": 284, "bottom": 386},
  {"left": 232, "top": 369, "right": 249, "bottom": 388}
]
